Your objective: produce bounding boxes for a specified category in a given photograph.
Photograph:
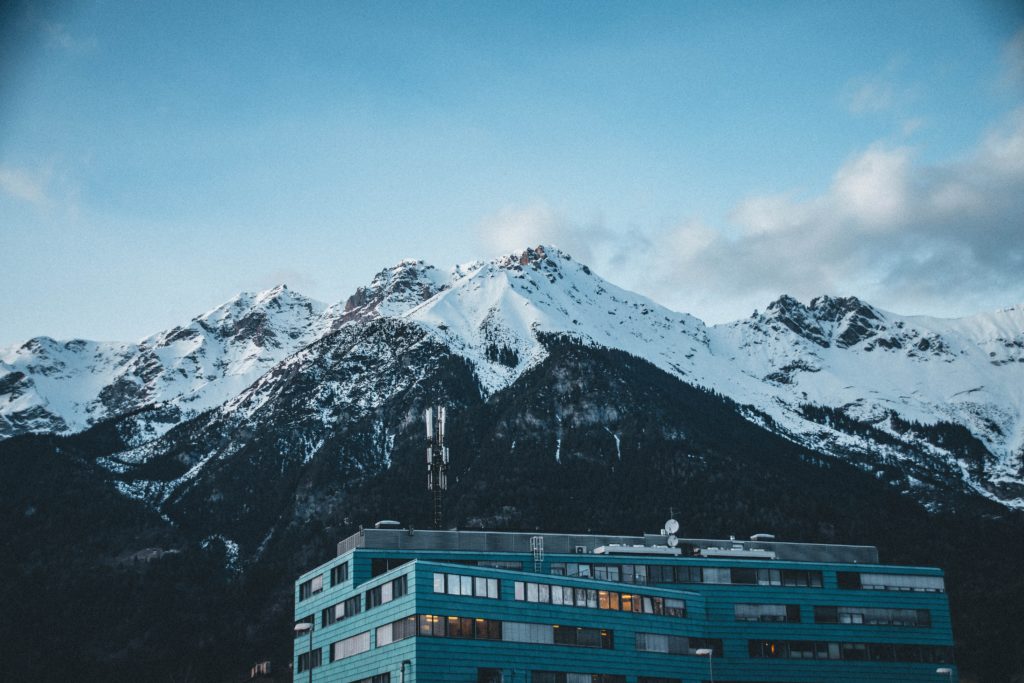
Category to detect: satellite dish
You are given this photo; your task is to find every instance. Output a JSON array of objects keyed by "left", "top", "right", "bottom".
[
  {"left": 667, "top": 534, "right": 679, "bottom": 548},
  {"left": 664, "top": 518, "right": 679, "bottom": 535}
]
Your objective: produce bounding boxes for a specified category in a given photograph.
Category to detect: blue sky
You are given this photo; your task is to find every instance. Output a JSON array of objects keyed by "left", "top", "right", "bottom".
[{"left": 2, "top": 0, "right": 1022, "bottom": 345}]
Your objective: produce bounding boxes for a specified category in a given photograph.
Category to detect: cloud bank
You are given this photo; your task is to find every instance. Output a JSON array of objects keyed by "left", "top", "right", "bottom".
[{"left": 478, "top": 108, "right": 1024, "bottom": 323}]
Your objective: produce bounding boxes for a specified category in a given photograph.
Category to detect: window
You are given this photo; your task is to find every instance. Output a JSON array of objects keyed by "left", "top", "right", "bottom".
[
  {"left": 370, "top": 557, "right": 410, "bottom": 577},
  {"left": 531, "top": 673, "right": 626, "bottom": 683},
  {"left": 478, "top": 560, "right": 523, "bottom": 570},
  {"left": 635, "top": 633, "right": 723, "bottom": 656},
  {"left": 322, "top": 594, "right": 361, "bottom": 627},
  {"left": 331, "top": 631, "right": 370, "bottom": 661},
  {"left": 298, "top": 574, "right": 323, "bottom": 601},
  {"left": 731, "top": 568, "right": 757, "bottom": 584},
  {"left": 352, "top": 675, "right": 391, "bottom": 683},
  {"left": 703, "top": 567, "right": 731, "bottom": 584},
  {"left": 553, "top": 625, "right": 612, "bottom": 649},
  {"left": 367, "top": 575, "right": 408, "bottom": 609},
  {"left": 814, "top": 605, "right": 930, "bottom": 627},
  {"left": 837, "top": 572, "right": 861, "bottom": 589},
  {"left": 513, "top": 580, "right": 684, "bottom": 618},
  {"left": 781, "top": 570, "right": 823, "bottom": 587},
  {"left": 377, "top": 615, "right": 416, "bottom": 646},
  {"left": 734, "top": 604, "right": 800, "bottom": 623},
  {"left": 413, "top": 614, "right": 502, "bottom": 641},
  {"left": 478, "top": 669, "right": 504, "bottom": 683},
  {"left": 502, "top": 621, "right": 553, "bottom": 645},
  {"left": 330, "top": 562, "right": 349, "bottom": 586},
  {"left": 748, "top": 639, "right": 953, "bottom": 663},
  {"left": 296, "top": 648, "right": 322, "bottom": 672},
  {"left": 858, "top": 573, "right": 945, "bottom": 592},
  {"left": 501, "top": 621, "right": 613, "bottom": 649},
  {"left": 838, "top": 571, "right": 944, "bottom": 592},
  {"left": 434, "top": 573, "right": 500, "bottom": 599},
  {"left": 639, "top": 679, "right": 681, "bottom": 683}
]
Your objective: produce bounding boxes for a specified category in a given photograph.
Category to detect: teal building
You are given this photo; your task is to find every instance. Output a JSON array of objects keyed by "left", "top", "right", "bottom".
[{"left": 293, "top": 525, "right": 955, "bottom": 683}]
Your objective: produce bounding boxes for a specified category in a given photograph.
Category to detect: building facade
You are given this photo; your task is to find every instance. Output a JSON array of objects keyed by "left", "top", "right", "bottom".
[{"left": 293, "top": 527, "right": 955, "bottom": 683}]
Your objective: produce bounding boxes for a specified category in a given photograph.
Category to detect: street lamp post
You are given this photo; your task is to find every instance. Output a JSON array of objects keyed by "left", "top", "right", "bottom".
[
  {"left": 937, "top": 667, "right": 954, "bottom": 682},
  {"left": 695, "top": 648, "right": 714, "bottom": 683},
  {"left": 294, "top": 622, "right": 313, "bottom": 683}
]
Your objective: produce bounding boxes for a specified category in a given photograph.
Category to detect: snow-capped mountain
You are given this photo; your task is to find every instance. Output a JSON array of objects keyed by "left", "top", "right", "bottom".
[
  {"left": 2, "top": 245, "right": 1022, "bottom": 509},
  {"left": 0, "top": 285, "right": 328, "bottom": 442}
]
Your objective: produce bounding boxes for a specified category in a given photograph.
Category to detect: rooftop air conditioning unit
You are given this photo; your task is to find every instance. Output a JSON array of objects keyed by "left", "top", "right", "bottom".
[{"left": 574, "top": 545, "right": 587, "bottom": 554}]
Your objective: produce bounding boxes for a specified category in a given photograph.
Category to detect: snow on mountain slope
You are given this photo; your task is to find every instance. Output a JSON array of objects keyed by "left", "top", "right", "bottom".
[
  {"left": 4, "top": 245, "right": 1023, "bottom": 508},
  {"left": 394, "top": 248, "right": 1023, "bottom": 507},
  {"left": 405, "top": 245, "right": 711, "bottom": 392},
  {"left": 321, "top": 259, "right": 453, "bottom": 329},
  {"left": 703, "top": 296, "right": 1024, "bottom": 506},
  {"left": 0, "top": 285, "right": 329, "bottom": 441}
]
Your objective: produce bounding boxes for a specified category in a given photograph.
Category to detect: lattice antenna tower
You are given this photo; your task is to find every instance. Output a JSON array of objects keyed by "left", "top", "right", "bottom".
[
  {"left": 530, "top": 536, "right": 545, "bottom": 574},
  {"left": 425, "top": 406, "right": 450, "bottom": 530}
]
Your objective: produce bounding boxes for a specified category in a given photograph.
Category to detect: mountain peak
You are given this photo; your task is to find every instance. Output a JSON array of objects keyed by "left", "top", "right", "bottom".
[
  {"left": 761, "top": 294, "right": 885, "bottom": 349},
  {"left": 335, "top": 258, "right": 449, "bottom": 326}
]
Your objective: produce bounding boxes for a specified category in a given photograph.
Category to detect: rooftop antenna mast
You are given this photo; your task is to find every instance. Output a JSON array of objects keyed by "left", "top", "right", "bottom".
[{"left": 425, "top": 406, "right": 449, "bottom": 530}]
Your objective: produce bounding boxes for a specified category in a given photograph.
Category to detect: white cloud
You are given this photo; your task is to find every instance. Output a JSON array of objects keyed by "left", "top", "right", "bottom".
[
  {"left": 845, "top": 80, "right": 896, "bottom": 114},
  {"left": 0, "top": 166, "right": 48, "bottom": 204},
  {"left": 476, "top": 108, "right": 1024, "bottom": 323},
  {"left": 831, "top": 144, "right": 911, "bottom": 227}
]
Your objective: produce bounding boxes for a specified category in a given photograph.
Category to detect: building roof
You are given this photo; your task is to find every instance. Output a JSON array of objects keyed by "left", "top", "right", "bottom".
[{"left": 337, "top": 527, "right": 880, "bottom": 564}]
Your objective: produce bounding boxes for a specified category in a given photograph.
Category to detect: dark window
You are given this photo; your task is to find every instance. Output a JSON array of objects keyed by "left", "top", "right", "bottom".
[
  {"left": 814, "top": 605, "right": 931, "bottom": 627},
  {"left": 837, "top": 572, "right": 862, "bottom": 589},
  {"left": 370, "top": 557, "right": 411, "bottom": 577},
  {"left": 298, "top": 574, "right": 323, "bottom": 601},
  {"left": 814, "top": 606, "right": 838, "bottom": 623},
  {"left": 531, "top": 673, "right": 564, "bottom": 683},
  {"left": 639, "top": 679, "right": 681, "bottom": 683},
  {"left": 322, "top": 594, "right": 360, "bottom": 627},
  {"left": 691, "top": 638, "right": 723, "bottom": 657},
  {"left": 296, "top": 648, "right": 321, "bottom": 672},
  {"left": 749, "top": 639, "right": 950, "bottom": 663},
  {"left": 330, "top": 562, "right": 349, "bottom": 586},
  {"left": 552, "top": 625, "right": 613, "bottom": 649},
  {"left": 731, "top": 567, "right": 757, "bottom": 584},
  {"left": 367, "top": 575, "right": 408, "bottom": 609},
  {"left": 478, "top": 669, "right": 503, "bottom": 683}
]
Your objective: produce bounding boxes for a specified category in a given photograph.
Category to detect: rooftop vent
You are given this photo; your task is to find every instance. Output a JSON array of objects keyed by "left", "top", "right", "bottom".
[
  {"left": 750, "top": 533, "right": 776, "bottom": 541},
  {"left": 374, "top": 520, "right": 402, "bottom": 529}
]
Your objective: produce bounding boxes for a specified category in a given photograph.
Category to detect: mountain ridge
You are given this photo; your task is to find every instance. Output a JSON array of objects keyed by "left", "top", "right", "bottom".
[{"left": 2, "top": 245, "right": 1022, "bottom": 509}]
